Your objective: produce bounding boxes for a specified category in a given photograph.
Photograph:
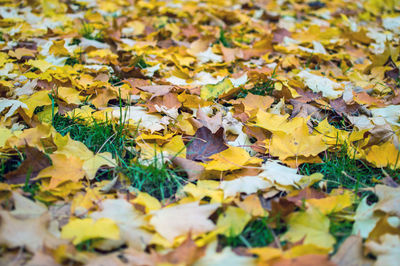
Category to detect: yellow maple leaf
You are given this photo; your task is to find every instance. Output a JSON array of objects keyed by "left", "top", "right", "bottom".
[
  {"left": 307, "top": 190, "right": 354, "bottom": 214},
  {"left": 49, "top": 40, "right": 69, "bottom": 57},
  {"left": 82, "top": 152, "right": 115, "bottom": 180},
  {"left": 61, "top": 218, "right": 120, "bottom": 245},
  {"left": 216, "top": 206, "right": 251, "bottom": 237},
  {"left": 131, "top": 191, "right": 162, "bottom": 213},
  {"left": 365, "top": 142, "right": 400, "bottom": 169},
  {"left": 282, "top": 207, "right": 336, "bottom": 250},
  {"left": 36, "top": 154, "right": 85, "bottom": 189},
  {"left": 57, "top": 87, "right": 82, "bottom": 105},
  {"left": 200, "top": 78, "right": 234, "bottom": 100},
  {"left": 19, "top": 90, "right": 52, "bottom": 117},
  {"left": 203, "top": 146, "right": 262, "bottom": 171},
  {"left": 26, "top": 59, "right": 54, "bottom": 73},
  {"left": 53, "top": 133, "right": 93, "bottom": 160},
  {"left": 269, "top": 123, "right": 328, "bottom": 160},
  {"left": 0, "top": 128, "right": 13, "bottom": 148},
  {"left": 182, "top": 180, "right": 225, "bottom": 204}
]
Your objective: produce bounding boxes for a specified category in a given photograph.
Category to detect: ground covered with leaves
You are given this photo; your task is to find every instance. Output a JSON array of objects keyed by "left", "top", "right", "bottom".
[{"left": 0, "top": 0, "right": 400, "bottom": 265}]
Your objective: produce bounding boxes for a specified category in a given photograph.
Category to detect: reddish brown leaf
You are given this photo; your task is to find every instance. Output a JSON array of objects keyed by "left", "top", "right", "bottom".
[{"left": 186, "top": 127, "right": 228, "bottom": 162}]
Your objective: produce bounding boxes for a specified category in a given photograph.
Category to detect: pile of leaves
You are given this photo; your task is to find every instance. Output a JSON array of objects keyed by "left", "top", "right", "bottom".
[{"left": 0, "top": 0, "right": 400, "bottom": 264}]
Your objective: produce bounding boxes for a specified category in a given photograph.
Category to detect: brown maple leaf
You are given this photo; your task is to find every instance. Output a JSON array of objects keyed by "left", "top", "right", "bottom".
[{"left": 186, "top": 127, "right": 228, "bottom": 162}]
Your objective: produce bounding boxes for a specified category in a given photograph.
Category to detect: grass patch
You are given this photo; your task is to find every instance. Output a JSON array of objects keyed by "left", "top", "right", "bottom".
[
  {"left": 237, "top": 69, "right": 277, "bottom": 98},
  {"left": 52, "top": 114, "right": 184, "bottom": 199},
  {"left": 218, "top": 27, "right": 231, "bottom": 48},
  {"left": 79, "top": 23, "right": 104, "bottom": 42},
  {"left": 121, "top": 158, "right": 186, "bottom": 200},
  {"left": 237, "top": 79, "right": 275, "bottom": 98},
  {"left": 329, "top": 216, "right": 353, "bottom": 253},
  {"left": 298, "top": 145, "right": 400, "bottom": 193},
  {"left": 52, "top": 114, "right": 130, "bottom": 158}
]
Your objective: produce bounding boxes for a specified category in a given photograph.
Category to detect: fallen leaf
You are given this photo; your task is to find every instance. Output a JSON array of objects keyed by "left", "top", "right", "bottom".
[
  {"left": 170, "top": 156, "right": 205, "bottom": 181},
  {"left": 186, "top": 127, "right": 228, "bottom": 162},
  {"left": 353, "top": 197, "right": 382, "bottom": 238},
  {"left": 216, "top": 206, "right": 251, "bottom": 237},
  {"left": 0, "top": 211, "right": 63, "bottom": 252},
  {"left": 367, "top": 185, "right": 400, "bottom": 216},
  {"left": 306, "top": 190, "right": 353, "bottom": 214},
  {"left": 219, "top": 176, "right": 271, "bottom": 198},
  {"left": 297, "top": 70, "right": 343, "bottom": 99},
  {"left": 365, "top": 142, "right": 400, "bottom": 169},
  {"left": 200, "top": 78, "right": 235, "bottom": 100},
  {"left": 154, "top": 236, "right": 206, "bottom": 265},
  {"left": 331, "top": 235, "right": 373, "bottom": 266},
  {"left": 5, "top": 146, "right": 51, "bottom": 184},
  {"left": 282, "top": 207, "right": 336, "bottom": 249},
  {"left": 0, "top": 99, "right": 28, "bottom": 120},
  {"left": 91, "top": 199, "right": 152, "bottom": 250},
  {"left": 10, "top": 191, "right": 47, "bottom": 219},
  {"left": 366, "top": 234, "right": 400, "bottom": 266},
  {"left": 204, "top": 146, "right": 260, "bottom": 171},
  {"left": 149, "top": 202, "right": 219, "bottom": 243},
  {"left": 197, "top": 108, "right": 223, "bottom": 134},
  {"left": 61, "top": 218, "right": 120, "bottom": 245},
  {"left": 259, "top": 160, "right": 304, "bottom": 187},
  {"left": 36, "top": 154, "right": 85, "bottom": 189}
]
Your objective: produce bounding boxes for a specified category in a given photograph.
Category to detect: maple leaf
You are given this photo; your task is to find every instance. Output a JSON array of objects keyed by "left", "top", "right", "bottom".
[
  {"left": 365, "top": 142, "right": 400, "bottom": 169},
  {"left": 203, "top": 146, "right": 261, "bottom": 171},
  {"left": 331, "top": 235, "right": 374, "bottom": 266},
  {"left": 366, "top": 185, "right": 400, "bottom": 216},
  {"left": 306, "top": 190, "right": 354, "bottom": 214},
  {"left": 91, "top": 199, "right": 152, "bottom": 250},
  {"left": 196, "top": 108, "right": 223, "bottom": 134},
  {"left": 61, "top": 218, "right": 120, "bottom": 245},
  {"left": 36, "top": 154, "right": 85, "bottom": 189},
  {"left": 366, "top": 234, "right": 400, "bottom": 266},
  {"left": 297, "top": 70, "right": 343, "bottom": 99},
  {"left": 10, "top": 192, "right": 47, "bottom": 219},
  {"left": 0, "top": 211, "right": 64, "bottom": 252},
  {"left": 186, "top": 127, "right": 228, "bottom": 162},
  {"left": 149, "top": 202, "right": 220, "bottom": 243},
  {"left": 112, "top": 106, "right": 164, "bottom": 132},
  {"left": 258, "top": 160, "right": 304, "bottom": 187},
  {"left": 153, "top": 236, "right": 206, "bottom": 265},
  {"left": 200, "top": 78, "right": 235, "bottom": 100},
  {"left": 282, "top": 207, "right": 336, "bottom": 250},
  {"left": 216, "top": 206, "right": 251, "bottom": 237},
  {"left": 0, "top": 99, "right": 28, "bottom": 120},
  {"left": 269, "top": 123, "right": 328, "bottom": 160},
  {"left": 219, "top": 176, "right": 271, "bottom": 198}
]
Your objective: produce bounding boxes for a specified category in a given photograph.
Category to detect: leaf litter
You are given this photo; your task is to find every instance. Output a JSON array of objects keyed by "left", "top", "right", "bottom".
[{"left": 0, "top": 0, "right": 400, "bottom": 265}]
